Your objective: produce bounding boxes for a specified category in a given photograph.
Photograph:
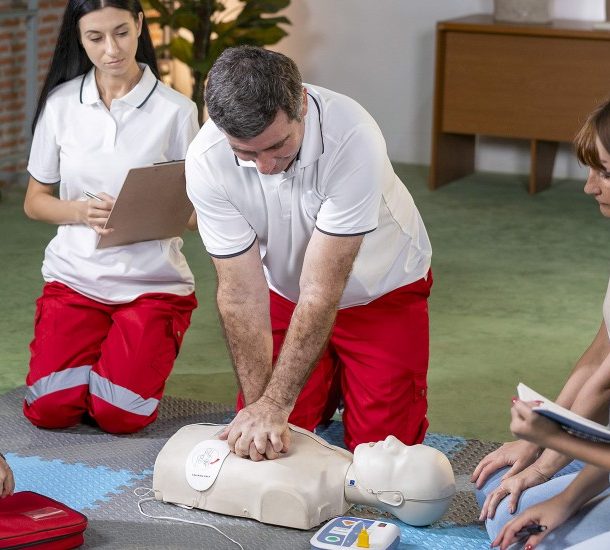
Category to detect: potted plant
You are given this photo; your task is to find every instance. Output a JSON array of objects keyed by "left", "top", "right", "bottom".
[
  {"left": 494, "top": 0, "right": 552, "bottom": 24},
  {"left": 145, "top": 0, "right": 291, "bottom": 123}
]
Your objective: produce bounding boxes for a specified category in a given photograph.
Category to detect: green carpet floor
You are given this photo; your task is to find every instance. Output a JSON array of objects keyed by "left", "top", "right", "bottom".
[{"left": 1, "top": 164, "right": 607, "bottom": 441}]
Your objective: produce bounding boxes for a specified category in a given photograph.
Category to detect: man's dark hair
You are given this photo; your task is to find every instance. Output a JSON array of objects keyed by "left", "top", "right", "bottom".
[{"left": 205, "top": 46, "right": 304, "bottom": 139}]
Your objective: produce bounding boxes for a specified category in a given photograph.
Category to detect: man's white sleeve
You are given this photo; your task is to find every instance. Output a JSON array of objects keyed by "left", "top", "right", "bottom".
[
  {"left": 185, "top": 153, "right": 256, "bottom": 257},
  {"left": 315, "top": 123, "right": 385, "bottom": 236}
]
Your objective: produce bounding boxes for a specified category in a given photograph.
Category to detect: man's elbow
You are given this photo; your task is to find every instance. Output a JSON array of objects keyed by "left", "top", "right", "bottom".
[
  {"left": 23, "top": 200, "right": 38, "bottom": 220},
  {"left": 298, "top": 283, "right": 343, "bottom": 312},
  {"left": 186, "top": 210, "right": 198, "bottom": 231}
]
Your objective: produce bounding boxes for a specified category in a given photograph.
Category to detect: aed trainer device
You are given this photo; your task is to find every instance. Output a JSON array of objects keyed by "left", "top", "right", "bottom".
[{"left": 310, "top": 516, "right": 401, "bottom": 549}]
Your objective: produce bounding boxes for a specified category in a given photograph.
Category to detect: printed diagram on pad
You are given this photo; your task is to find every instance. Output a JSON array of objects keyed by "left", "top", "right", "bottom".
[
  {"left": 310, "top": 516, "right": 400, "bottom": 549},
  {"left": 185, "top": 440, "right": 230, "bottom": 491},
  {"left": 195, "top": 448, "right": 219, "bottom": 468}
]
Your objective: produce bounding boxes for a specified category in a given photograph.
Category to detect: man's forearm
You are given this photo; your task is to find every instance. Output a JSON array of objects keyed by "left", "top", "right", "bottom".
[
  {"left": 263, "top": 295, "right": 338, "bottom": 410},
  {"left": 217, "top": 288, "right": 273, "bottom": 405},
  {"left": 262, "top": 232, "right": 363, "bottom": 410}
]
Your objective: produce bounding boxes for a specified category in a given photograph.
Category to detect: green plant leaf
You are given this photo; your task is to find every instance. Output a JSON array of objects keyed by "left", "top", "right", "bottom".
[
  {"left": 172, "top": 9, "right": 201, "bottom": 31},
  {"left": 236, "top": 0, "right": 290, "bottom": 25},
  {"left": 227, "top": 26, "right": 287, "bottom": 46},
  {"left": 213, "top": 20, "right": 237, "bottom": 35},
  {"left": 232, "top": 15, "right": 291, "bottom": 30},
  {"left": 169, "top": 36, "right": 194, "bottom": 66},
  {"left": 241, "top": 0, "right": 290, "bottom": 15}
]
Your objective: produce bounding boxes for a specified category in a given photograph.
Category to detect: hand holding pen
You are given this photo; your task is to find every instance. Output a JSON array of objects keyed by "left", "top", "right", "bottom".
[
  {"left": 84, "top": 190, "right": 104, "bottom": 202},
  {"left": 492, "top": 519, "right": 550, "bottom": 550},
  {"left": 83, "top": 190, "right": 114, "bottom": 235},
  {"left": 514, "top": 524, "right": 547, "bottom": 539}
]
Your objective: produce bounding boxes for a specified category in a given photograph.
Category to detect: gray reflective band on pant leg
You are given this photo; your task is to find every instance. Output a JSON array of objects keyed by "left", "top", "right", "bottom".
[
  {"left": 89, "top": 371, "right": 159, "bottom": 417},
  {"left": 25, "top": 365, "right": 92, "bottom": 405}
]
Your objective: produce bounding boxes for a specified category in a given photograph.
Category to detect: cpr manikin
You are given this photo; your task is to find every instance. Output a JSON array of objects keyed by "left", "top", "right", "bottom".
[{"left": 153, "top": 424, "right": 455, "bottom": 530}]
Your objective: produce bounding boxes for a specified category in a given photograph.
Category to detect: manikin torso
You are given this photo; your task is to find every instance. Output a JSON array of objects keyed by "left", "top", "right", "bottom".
[{"left": 154, "top": 423, "right": 353, "bottom": 529}]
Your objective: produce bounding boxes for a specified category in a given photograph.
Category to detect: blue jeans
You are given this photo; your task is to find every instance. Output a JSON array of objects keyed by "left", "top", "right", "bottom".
[{"left": 476, "top": 461, "right": 610, "bottom": 548}]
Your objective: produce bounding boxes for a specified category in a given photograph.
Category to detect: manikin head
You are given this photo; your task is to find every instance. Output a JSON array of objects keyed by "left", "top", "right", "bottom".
[{"left": 345, "top": 435, "right": 455, "bottom": 526}]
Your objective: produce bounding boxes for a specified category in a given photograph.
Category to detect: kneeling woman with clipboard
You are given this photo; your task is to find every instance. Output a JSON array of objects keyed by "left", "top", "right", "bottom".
[{"left": 22, "top": 0, "right": 199, "bottom": 434}]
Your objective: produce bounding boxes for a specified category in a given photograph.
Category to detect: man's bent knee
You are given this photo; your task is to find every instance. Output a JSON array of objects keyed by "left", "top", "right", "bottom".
[
  {"left": 90, "top": 399, "right": 158, "bottom": 434},
  {"left": 23, "top": 397, "right": 84, "bottom": 429}
]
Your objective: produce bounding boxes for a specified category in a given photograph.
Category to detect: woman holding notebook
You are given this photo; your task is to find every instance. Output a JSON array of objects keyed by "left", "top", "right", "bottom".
[
  {"left": 491, "top": 393, "right": 610, "bottom": 550},
  {"left": 22, "top": 0, "right": 198, "bottom": 433},
  {"left": 476, "top": 99, "right": 610, "bottom": 548}
]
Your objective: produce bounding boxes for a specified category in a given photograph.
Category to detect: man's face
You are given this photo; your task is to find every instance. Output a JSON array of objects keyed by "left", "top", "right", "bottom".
[{"left": 224, "top": 94, "right": 308, "bottom": 175}]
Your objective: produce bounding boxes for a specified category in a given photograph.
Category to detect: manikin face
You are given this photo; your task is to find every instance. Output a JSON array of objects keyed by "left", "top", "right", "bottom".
[
  {"left": 78, "top": 7, "right": 142, "bottom": 79},
  {"left": 351, "top": 436, "right": 456, "bottom": 526},
  {"left": 353, "top": 435, "right": 413, "bottom": 495},
  {"left": 584, "top": 136, "right": 610, "bottom": 218},
  {"left": 224, "top": 91, "right": 308, "bottom": 175}
]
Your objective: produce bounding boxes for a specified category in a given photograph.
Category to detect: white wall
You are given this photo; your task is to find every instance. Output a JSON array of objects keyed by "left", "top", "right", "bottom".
[{"left": 274, "top": 0, "right": 605, "bottom": 179}]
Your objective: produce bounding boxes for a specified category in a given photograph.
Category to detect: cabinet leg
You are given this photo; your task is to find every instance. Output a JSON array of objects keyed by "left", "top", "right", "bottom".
[
  {"left": 429, "top": 133, "right": 475, "bottom": 190},
  {"left": 529, "top": 140, "right": 558, "bottom": 194}
]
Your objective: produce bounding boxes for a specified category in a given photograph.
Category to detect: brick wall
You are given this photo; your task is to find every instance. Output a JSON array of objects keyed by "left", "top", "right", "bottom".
[
  {"left": 0, "top": 1, "right": 64, "bottom": 185},
  {"left": 0, "top": 3, "right": 166, "bottom": 187}
]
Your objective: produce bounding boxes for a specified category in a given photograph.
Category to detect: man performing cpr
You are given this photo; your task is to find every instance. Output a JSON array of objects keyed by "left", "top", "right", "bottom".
[{"left": 186, "top": 46, "right": 432, "bottom": 459}]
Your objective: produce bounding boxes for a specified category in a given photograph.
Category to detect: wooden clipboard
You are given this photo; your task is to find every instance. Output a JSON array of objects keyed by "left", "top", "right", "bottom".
[{"left": 96, "top": 160, "right": 193, "bottom": 249}]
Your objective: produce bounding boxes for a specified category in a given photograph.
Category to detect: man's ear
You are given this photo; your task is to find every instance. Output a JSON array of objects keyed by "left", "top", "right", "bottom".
[{"left": 301, "top": 87, "right": 308, "bottom": 117}]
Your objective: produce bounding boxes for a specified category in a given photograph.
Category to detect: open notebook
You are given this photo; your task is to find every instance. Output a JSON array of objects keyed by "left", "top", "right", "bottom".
[{"left": 517, "top": 383, "right": 610, "bottom": 443}]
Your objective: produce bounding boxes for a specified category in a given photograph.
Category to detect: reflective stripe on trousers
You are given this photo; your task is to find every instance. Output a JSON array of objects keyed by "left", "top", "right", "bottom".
[{"left": 25, "top": 366, "right": 159, "bottom": 417}]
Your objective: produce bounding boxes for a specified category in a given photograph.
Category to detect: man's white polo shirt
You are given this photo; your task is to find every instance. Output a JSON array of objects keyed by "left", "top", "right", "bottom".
[
  {"left": 27, "top": 64, "right": 199, "bottom": 304},
  {"left": 186, "top": 84, "right": 431, "bottom": 308}
]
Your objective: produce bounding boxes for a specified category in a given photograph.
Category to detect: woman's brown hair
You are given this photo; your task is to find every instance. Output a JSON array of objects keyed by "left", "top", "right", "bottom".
[{"left": 575, "top": 99, "right": 610, "bottom": 172}]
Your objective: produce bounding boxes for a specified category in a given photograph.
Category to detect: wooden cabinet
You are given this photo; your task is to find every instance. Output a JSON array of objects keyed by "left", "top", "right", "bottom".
[{"left": 430, "top": 15, "right": 610, "bottom": 193}]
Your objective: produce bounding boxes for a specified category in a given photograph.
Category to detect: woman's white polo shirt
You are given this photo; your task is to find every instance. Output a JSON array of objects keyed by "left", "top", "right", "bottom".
[
  {"left": 27, "top": 65, "right": 199, "bottom": 303},
  {"left": 186, "top": 84, "right": 431, "bottom": 308}
]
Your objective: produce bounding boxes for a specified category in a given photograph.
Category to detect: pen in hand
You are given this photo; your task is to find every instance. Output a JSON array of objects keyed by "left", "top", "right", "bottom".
[
  {"left": 515, "top": 524, "right": 547, "bottom": 538},
  {"left": 84, "top": 190, "right": 103, "bottom": 202}
]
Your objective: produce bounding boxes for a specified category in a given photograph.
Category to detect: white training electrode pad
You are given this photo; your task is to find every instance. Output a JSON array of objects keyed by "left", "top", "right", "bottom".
[{"left": 185, "top": 439, "right": 230, "bottom": 491}]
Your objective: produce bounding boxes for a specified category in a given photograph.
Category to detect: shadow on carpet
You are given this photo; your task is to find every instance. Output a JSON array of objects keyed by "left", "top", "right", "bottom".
[{"left": 2, "top": 387, "right": 497, "bottom": 549}]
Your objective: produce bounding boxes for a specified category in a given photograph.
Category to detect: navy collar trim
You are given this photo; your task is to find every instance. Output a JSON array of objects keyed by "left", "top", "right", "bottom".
[
  {"left": 78, "top": 69, "right": 159, "bottom": 108},
  {"left": 136, "top": 79, "right": 158, "bottom": 109},
  {"left": 307, "top": 92, "right": 324, "bottom": 155}
]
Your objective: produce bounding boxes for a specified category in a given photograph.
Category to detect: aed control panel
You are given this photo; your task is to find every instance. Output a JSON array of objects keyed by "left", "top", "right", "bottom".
[{"left": 310, "top": 516, "right": 401, "bottom": 550}]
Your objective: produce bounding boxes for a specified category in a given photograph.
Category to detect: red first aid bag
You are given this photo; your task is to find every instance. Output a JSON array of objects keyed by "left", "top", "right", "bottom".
[{"left": 0, "top": 491, "right": 87, "bottom": 549}]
